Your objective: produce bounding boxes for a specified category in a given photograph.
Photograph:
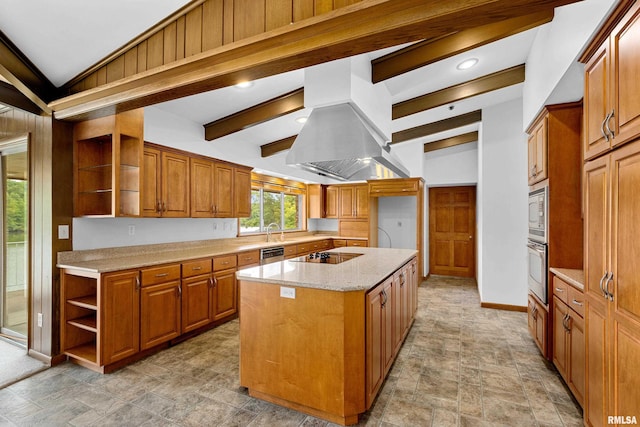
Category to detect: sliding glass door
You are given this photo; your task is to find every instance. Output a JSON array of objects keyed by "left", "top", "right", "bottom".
[{"left": 0, "top": 140, "right": 29, "bottom": 345}]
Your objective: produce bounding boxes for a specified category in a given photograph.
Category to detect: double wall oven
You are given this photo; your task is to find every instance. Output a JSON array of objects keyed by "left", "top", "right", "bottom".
[{"left": 527, "top": 186, "right": 548, "bottom": 304}]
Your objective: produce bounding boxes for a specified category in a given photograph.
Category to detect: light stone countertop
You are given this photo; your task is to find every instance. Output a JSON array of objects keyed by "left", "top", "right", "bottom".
[
  {"left": 56, "top": 233, "right": 363, "bottom": 273},
  {"left": 550, "top": 267, "right": 585, "bottom": 291},
  {"left": 236, "top": 247, "right": 417, "bottom": 292}
]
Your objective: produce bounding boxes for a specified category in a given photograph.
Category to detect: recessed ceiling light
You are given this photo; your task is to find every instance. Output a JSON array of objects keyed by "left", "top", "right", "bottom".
[
  {"left": 456, "top": 58, "right": 478, "bottom": 70},
  {"left": 295, "top": 116, "right": 308, "bottom": 124},
  {"left": 234, "top": 81, "right": 254, "bottom": 89}
]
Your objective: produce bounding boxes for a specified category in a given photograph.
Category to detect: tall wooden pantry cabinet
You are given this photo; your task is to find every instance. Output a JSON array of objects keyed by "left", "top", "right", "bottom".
[{"left": 581, "top": 1, "right": 640, "bottom": 425}]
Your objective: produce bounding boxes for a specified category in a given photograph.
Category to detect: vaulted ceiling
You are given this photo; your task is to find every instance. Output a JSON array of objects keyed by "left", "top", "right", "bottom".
[{"left": 0, "top": 0, "right": 600, "bottom": 182}]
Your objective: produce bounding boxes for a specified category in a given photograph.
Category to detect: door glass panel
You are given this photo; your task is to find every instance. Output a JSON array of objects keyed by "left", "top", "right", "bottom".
[{"left": 1, "top": 141, "right": 28, "bottom": 342}]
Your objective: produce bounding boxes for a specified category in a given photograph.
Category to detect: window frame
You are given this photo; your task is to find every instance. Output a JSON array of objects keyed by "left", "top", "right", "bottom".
[{"left": 239, "top": 187, "right": 305, "bottom": 235}]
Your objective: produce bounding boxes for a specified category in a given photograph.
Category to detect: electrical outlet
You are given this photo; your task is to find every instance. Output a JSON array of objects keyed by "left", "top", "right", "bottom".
[
  {"left": 280, "top": 287, "right": 296, "bottom": 299},
  {"left": 128, "top": 225, "right": 135, "bottom": 236},
  {"left": 213, "top": 222, "right": 218, "bottom": 231},
  {"left": 58, "top": 224, "right": 69, "bottom": 239},
  {"left": 37, "top": 313, "right": 43, "bottom": 327}
]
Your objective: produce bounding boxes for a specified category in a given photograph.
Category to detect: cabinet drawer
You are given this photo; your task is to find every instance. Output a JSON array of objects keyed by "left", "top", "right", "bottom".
[
  {"left": 553, "top": 276, "right": 570, "bottom": 304},
  {"left": 182, "top": 258, "right": 212, "bottom": 278},
  {"left": 237, "top": 250, "right": 260, "bottom": 267},
  {"left": 213, "top": 255, "right": 237, "bottom": 271},
  {"left": 141, "top": 264, "right": 181, "bottom": 286},
  {"left": 333, "top": 239, "right": 347, "bottom": 248},
  {"left": 347, "top": 239, "right": 368, "bottom": 247},
  {"left": 567, "top": 286, "right": 585, "bottom": 318},
  {"left": 284, "top": 245, "right": 297, "bottom": 258},
  {"left": 296, "top": 243, "right": 311, "bottom": 255}
]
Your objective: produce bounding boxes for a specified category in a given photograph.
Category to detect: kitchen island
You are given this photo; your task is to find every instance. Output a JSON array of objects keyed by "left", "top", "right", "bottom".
[{"left": 236, "top": 247, "right": 418, "bottom": 426}]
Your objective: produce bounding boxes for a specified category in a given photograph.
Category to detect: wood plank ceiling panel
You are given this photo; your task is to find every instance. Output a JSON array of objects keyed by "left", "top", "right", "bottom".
[
  {"left": 392, "top": 64, "right": 525, "bottom": 120},
  {"left": 48, "top": 0, "right": 578, "bottom": 121}
]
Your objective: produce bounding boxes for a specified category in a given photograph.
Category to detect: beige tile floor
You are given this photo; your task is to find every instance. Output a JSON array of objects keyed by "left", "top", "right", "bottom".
[{"left": 0, "top": 276, "right": 583, "bottom": 426}]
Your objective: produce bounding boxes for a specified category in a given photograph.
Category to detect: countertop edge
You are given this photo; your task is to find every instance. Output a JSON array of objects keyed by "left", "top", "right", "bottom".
[{"left": 550, "top": 267, "right": 585, "bottom": 291}]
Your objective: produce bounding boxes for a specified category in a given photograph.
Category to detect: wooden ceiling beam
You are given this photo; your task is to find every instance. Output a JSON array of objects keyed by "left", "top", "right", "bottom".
[
  {"left": 423, "top": 131, "right": 478, "bottom": 153},
  {"left": 372, "top": 11, "right": 552, "bottom": 83},
  {"left": 392, "top": 109, "right": 481, "bottom": 144},
  {"left": 204, "top": 88, "right": 303, "bottom": 141},
  {"left": 0, "top": 30, "right": 56, "bottom": 113},
  {"left": 48, "top": 0, "right": 578, "bottom": 121},
  {"left": 0, "top": 81, "right": 43, "bottom": 115},
  {"left": 260, "top": 135, "right": 297, "bottom": 157},
  {"left": 393, "top": 64, "right": 525, "bottom": 120}
]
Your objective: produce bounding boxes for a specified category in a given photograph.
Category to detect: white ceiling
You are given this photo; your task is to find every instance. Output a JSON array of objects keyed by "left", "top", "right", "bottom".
[{"left": 0, "top": 1, "right": 590, "bottom": 181}]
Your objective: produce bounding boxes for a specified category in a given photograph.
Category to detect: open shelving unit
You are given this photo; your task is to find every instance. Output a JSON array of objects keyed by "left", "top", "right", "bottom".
[
  {"left": 60, "top": 271, "right": 99, "bottom": 366},
  {"left": 73, "top": 109, "right": 143, "bottom": 217}
]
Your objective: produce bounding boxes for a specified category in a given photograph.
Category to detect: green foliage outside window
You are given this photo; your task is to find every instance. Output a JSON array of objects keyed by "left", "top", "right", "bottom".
[
  {"left": 239, "top": 188, "right": 302, "bottom": 234},
  {"left": 6, "top": 179, "right": 27, "bottom": 242}
]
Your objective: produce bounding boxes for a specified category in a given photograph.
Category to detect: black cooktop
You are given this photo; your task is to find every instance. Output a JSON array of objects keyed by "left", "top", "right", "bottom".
[{"left": 290, "top": 252, "right": 363, "bottom": 265}]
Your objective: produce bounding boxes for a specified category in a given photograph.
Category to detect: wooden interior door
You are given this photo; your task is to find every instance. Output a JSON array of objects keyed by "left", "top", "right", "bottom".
[{"left": 429, "top": 186, "right": 476, "bottom": 278}]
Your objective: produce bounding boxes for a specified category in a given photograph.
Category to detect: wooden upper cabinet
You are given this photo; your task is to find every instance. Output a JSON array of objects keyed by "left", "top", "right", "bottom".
[
  {"left": 234, "top": 167, "right": 252, "bottom": 218},
  {"left": 190, "top": 158, "right": 215, "bottom": 218},
  {"left": 73, "top": 109, "right": 143, "bottom": 217},
  {"left": 527, "top": 116, "right": 547, "bottom": 185},
  {"left": 142, "top": 147, "right": 162, "bottom": 217},
  {"left": 583, "top": 1, "right": 640, "bottom": 161},
  {"left": 307, "top": 184, "right": 326, "bottom": 218},
  {"left": 214, "top": 162, "right": 234, "bottom": 217},
  {"left": 142, "top": 145, "right": 189, "bottom": 217},
  {"left": 162, "top": 151, "right": 190, "bottom": 217},
  {"left": 337, "top": 184, "right": 369, "bottom": 219},
  {"left": 584, "top": 42, "right": 611, "bottom": 160},
  {"left": 325, "top": 186, "right": 339, "bottom": 219}
]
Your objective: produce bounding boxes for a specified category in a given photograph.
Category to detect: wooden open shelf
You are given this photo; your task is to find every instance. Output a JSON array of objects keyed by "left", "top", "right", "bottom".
[
  {"left": 68, "top": 315, "right": 97, "bottom": 333},
  {"left": 68, "top": 295, "right": 97, "bottom": 310},
  {"left": 65, "top": 342, "right": 98, "bottom": 364}
]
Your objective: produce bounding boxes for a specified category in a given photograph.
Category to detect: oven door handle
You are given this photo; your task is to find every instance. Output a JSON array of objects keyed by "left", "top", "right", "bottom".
[{"left": 527, "top": 243, "right": 545, "bottom": 254}]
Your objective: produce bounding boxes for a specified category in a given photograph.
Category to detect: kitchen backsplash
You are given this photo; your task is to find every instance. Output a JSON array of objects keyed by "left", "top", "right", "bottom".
[{"left": 72, "top": 217, "right": 238, "bottom": 250}]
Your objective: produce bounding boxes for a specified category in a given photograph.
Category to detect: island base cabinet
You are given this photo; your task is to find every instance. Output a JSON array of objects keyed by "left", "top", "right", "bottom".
[{"left": 239, "top": 280, "right": 366, "bottom": 426}]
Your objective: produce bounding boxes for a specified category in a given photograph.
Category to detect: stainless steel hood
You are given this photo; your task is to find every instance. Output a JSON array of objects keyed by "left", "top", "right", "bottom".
[{"left": 285, "top": 103, "right": 409, "bottom": 181}]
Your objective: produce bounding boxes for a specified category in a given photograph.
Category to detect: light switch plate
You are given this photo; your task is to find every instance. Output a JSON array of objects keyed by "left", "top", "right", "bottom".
[
  {"left": 58, "top": 225, "right": 69, "bottom": 239},
  {"left": 280, "top": 286, "right": 296, "bottom": 299}
]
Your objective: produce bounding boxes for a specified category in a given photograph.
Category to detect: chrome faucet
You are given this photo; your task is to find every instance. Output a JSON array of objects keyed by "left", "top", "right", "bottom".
[{"left": 266, "top": 222, "right": 280, "bottom": 242}]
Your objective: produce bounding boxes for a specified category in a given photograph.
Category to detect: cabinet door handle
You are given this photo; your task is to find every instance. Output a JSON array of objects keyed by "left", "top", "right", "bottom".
[
  {"left": 155, "top": 273, "right": 169, "bottom": 278},
  {"left": 563, "top": 313, "right": 571, "bottom": 332},
  {"left": 605, "top": 271, "right": 614, "bottom": 301},
  {"left": 177, "top": 285, "right": 182, "bottom": 297},
  {"left": 162, "top": 201, "right": 167, "bottom": 213},
  {"left": 135, "top": 276, "right": 140, "bottom": 291},
  {"left": 209, "top": 277, "right": 214, "bottom": 288},
  {"left": 213, "top": 276, "right": 218, "bottom": 287},
  {"left": 192, "top": 266, "right": 202, "bottom": 271},
  {"left": 605, "top": 109, "right": 615, "bottom": 138},
  {"left": 156, "top": 200, "right": 162, "bottom": 213},
  {"left": 555, "top": 287, "right": 564, "bottom": 293},
  {"left": 599, "top": 271, "right": 608, "bottom": 298},
  {"left": 571, "top": 299, "right": 583, "bottom": 307},
  {"left": 601, "top": 113, "right": 610, "bottom": 141}
]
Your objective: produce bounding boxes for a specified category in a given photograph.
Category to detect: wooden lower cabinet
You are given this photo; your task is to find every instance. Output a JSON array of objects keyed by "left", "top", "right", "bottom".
[
  {"left": 140, "top": 280, "right": 182, "bottom": 350},
  {"left": 528, "top": 294, "right": 548, "bottom": 355},
  {"left": 101, "top": 270, "right": 141, "bottom": 365},
  {"left": 182, "top": 273, "right": 214, "bottom": 333},
  {"left": 552, "top": 295, "right": 585, "bottom": 407},
  {"left": 213, "top": 268, "right": 237, "bottom": 321},
  {"left": 366, "top": 276, "right": 393, "bottom": 409}
]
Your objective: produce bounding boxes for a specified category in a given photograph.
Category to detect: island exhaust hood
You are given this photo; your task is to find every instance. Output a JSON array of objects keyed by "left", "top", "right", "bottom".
[{"left": 285, "top": 58, "right": 409, "bottom": 181}]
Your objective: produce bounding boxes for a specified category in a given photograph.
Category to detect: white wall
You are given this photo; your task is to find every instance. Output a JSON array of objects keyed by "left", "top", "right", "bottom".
[
  {"left": 72, "top": 217, "right": 238, "bottom": 250},
  {"left": 421, "top": 140, "right": 478, "bottom": 278},
  {"left": 523, "top": 0, "right": 617, "bottom": 127},
  {"left": 477, "top": 98, "right": 528, "bottom": 306},
  {"left": 377, "top": 197, "right": 417, "bottom": 249},
  {"left": 423, "top": 142, "right": 478, "bottom": 186}
]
